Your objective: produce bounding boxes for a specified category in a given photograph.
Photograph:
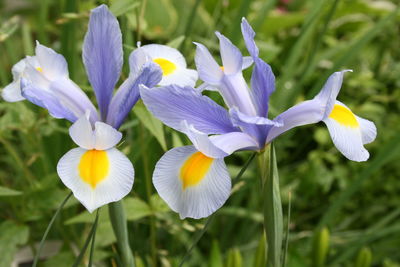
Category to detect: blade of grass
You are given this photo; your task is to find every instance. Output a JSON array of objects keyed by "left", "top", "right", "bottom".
[
  {"left": 307, "top": 6, "right": 400, "bottom": 98},
  {"left": 32, "top": 192, "right": 73, "bottom": 267},
  {"left": 88, "top": 209, "right": 99, "bottom": 267},
  {"left": 178, "top": 152, "right": 257, "bottom": 266},
  {"left": 72, "top": 209, "right": 100, "bottom": 267},
  {"left": 228, "top": 0, "right": 253, "bottom": 43},
  {"left": 61, "top": 0, "right": 78, "bottom": 80}
]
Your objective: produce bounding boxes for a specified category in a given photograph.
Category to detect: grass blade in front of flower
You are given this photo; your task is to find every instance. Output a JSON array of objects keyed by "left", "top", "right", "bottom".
[
  {"left": 259, "top": 143, "right": 283, "bottom": 267},
  {"left": 32, "top": 191, "right": 73, "bottom": 267},
  {"left": 72, "top": 209, "right": 100, "bottom": 267}
]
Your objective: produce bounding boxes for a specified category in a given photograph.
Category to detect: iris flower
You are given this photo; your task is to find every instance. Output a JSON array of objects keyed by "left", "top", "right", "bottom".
[
  {"left": 140, "top": 18, "right": 377, "bottom": 219},
  {"left": 2, "top": 5, "right": 163, "bottom": 211}
]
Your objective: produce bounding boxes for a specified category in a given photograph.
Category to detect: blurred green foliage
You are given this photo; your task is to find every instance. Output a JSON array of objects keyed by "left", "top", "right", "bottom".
[{"left": 0, "top": 0, "right": 399, "bottom": 266}]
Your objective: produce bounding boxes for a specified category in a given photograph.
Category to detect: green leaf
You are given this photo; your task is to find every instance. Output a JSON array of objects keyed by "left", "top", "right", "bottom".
[
  {"left": 208, "top": 240, "right": 223, "bottom": 267},
  {"left": 167, "top": 35, "right": 185, "bottom": 49},
  {"left": 110, "top": 0, "right": 140, "bottom": 16},
  {"left": 125, "top": 197, "right": 153, "bottom": 221},
  {"left": 355, "top": 247, "right": 372, "bottom": 267},
  {"left": 253, "top": 233, "right": 267, "bottom": 267},
  {"left": 0, "top": 221, "right": 29, "bottom": 267},
  {"left": 312, "top": 227, "right": 330, "bottom": 267},
  {"left": 134, "top": 101, "right": 167, "bottom": 151},
  {"left": 0, "top": 186, "right": 22, "bottom": 196},
  {"left": 226, "top": 248, "right": 242, "bottom": 267},
  {"left": 259, "top": 143, "right": 283, "bottom": 267}
]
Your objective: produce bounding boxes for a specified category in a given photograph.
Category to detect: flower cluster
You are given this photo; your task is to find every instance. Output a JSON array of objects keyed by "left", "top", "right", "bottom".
[{"left": 2, "top": 5, "right": 376, "bottom": 220}]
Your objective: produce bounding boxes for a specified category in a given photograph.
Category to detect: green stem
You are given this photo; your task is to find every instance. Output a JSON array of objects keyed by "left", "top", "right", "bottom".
[
  {"left": 259, "top": 144, "right": 283, "bottom": 267},
  {"left": 109, "top": 201, "right": 135, "bottom": 267},
  {"left": 32, "top": 192, "right": 73, "bottom": 267}
]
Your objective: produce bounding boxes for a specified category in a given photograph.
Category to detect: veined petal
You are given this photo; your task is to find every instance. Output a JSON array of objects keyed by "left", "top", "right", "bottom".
[
  {"left": 181, "top": 121, "right": 259, "bottom": 158},
  {"left": 250, "top": 57, "right": 275, "bottom": 117},
  {"left": 51, "top": 78, "right": 99, "bottom": 123},
  {"left": 21, "top": 79, "right": 77, "bottom": 122},
  {"left": 194, "top": 42, "right": 223, "bottom": 85},
  {"left": 57, "top": 147, "right": 134, "bottom": 213},
  {"left": 94, "top": 121, "right": 122, "bottom": 150},
  {"left": 323, "top": 101, "right": 375, "bottom": 162},
  {"left": 241, "top": 17, "right": 259, "bottom": 58},
  {"left": 69, "top": 114, "right": 95, "bottom": 150},
  {"left": 35, "top": 42, "right": 68, "bottom": 80},
  {"left": 153, "top": 146, "right": 231, "bottom": 219},
  {"left": 140, "top": 44, "right": 198, "bottom": 87},
  {"left": 215, "top": 32, "right": 242, "bottom": 75},
  {"left": 128, "top": 48, "right": 152, "bottom": 80},
  {"left": 315, "top": 70, "right": 352, "bottom": 118},
  {"left": 2, "top": 81, "right": 24, "bottom": 102},
  {"left": 83, "top": 4, "right": 123, "bottom": 119},
  {"left": 140, "top": 84, "right": 238, "bottom": 134},
  {"left": 106, "top": 62, "right": 162, "bottom": 129},
  {"left": 266, "top": 99, "right": 325, "bottom": 143}
]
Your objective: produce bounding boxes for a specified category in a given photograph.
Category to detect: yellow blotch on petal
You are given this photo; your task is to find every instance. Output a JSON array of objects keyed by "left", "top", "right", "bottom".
[
  {"left": 79, "top": 150, "right": 110, "bottom": 188},
  {"left": 329, "top": 104, "right": 359, "bottom": 128},
  {"left": 153, "top": 58, "right": 177, "bottom": 76},
  {"left": 180, "top": 152, "right": 213, "bottom": 190},
  {"left": 36, "top": 67, "right": 43, "bottom": 72}
]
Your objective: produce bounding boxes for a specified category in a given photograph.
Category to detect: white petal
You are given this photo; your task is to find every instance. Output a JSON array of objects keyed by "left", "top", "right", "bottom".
[
  {"left": 215, "top": 32, "right": 242, "bottom": 75},
  {"left": 356, "top": 115, "right": 377, "bottom": 145},
  {"left": 57, "top": 147, "right": 134, "bottom": 213},
  {"left": 2, "top": 81, "right": 24, "bottom": 102},
  {"left": 94, "top": 121, "right": 122, "bottom": 150},
  {"left": 159, "top": 68, "right": 198, "bottom": 87},
  {"left": 153, "top": 146, "right": 231, "bottom": 219},
  {"left": 35, "top": 42, "right": 69, "bottom": 80},
  {"left": 11, "top": 58, "right": 29, "bottom": 79},
  {"left": 140, "top": 44, "right": 186, "bottom": 68},
  {"left": 242, "top": 56, "right": 253, "bottom": 70},
  {"left": 69, "top": 115, "right": 95, "bottom": 149}
]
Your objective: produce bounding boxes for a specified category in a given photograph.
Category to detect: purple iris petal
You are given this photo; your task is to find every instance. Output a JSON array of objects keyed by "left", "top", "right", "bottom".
[
  {"left": 215, "top": 32, "right": 243, "bottom": 75},
  {"left": 266, "top": 100, "right": 325, "bottom": 143},
  {"left": 241, "top": 18, "right": 259, "bottom": 58},
  {"left": 250, "top": 58, "right": 275, "bottom": 117},
  {"left": 21, "top": 79, "right": 77, "bottom": 122},
  {"left": 140, "top": 84, "right": 238, "bottom": 134},
  {"left": 82, "top": 5, "right": 123, "bottom": 120},
  {"left": 107, "top": 62, "right": 162, "bottom": 129}
]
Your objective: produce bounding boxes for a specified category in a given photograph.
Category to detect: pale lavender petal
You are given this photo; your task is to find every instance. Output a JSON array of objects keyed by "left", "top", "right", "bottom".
[
  {"left": 209, "top": 132, "right": 259, "bottom": 154},
  {"left": 140, "top": 84, "right": 238, "bottom": 134},
  {"left": 194, "top": 42, "right": 223, "bottom": 85},
  {"left": 250, "top": 57, "right": 275, "bottom": 117},
  {"left": 215, "top": 32, "right": 243, "bottom": 75},
  {"left": 51, "top": 78, "right": 99, "bottom": 123},
  {"left": 242, "top": 56, "right": 253, "bottom": 69},
  {"left": 266, "top": 99, "right": 325, "bottom": 143},
  {"left": 315, "top": 70, "right": 352, "bottom": 118},
  {"left": 83, "top": 4, "right": 123, "bottom": 119},
  {"left": 128, "top": 48, "right": 152, "bottom": 80},
  {"left": 21, "top": 79, "right": 77, "bottom": 122},
  {"left": 241, "top": 18, "right": 259, "bottom": 58},
  {"left": 35, "top": 42, "right": 69, "bottom": 79},
  {"left": 180, "top": 121, "right": 228, "bottom": 158},
  {"left": 106, "top": 62, "right": 162, "bottom": 129}
]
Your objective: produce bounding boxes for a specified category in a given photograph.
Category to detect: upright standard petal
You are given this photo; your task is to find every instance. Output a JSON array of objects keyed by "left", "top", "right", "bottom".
[
  {"left": 106, "top": 62, "right": 162, "bottom": 129},
  {"left": 322, "top": 101, "right": 376, "bottom": 161},
  {"left": 57, "top": 147, "right": 134, "bottom": 212},
  {"left": 215, "top": 32, "right": 242, "bottom": 75},
  {"left": 94, "top": 121, "right": 123, "bottom": 150},
  {"left": 140, "top": 84, "right": 238, "bottom": 134},
  {"left": 83, "top": 5, "right": 123, "bottom": 119},
  {"left": 194, "top": 42, "right": 224, "bottom": 85},
  {"left": 153, "top": 146, "right": 231, "bottom": 219},
  {"left": 69, "top": 114, "right": 95, "bottom": 150},
  {"left": 241, "top": 18, "right": 259, "bottom": 58}
]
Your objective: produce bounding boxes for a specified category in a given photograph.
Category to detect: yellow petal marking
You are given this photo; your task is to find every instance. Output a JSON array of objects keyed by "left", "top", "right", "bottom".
[
  {"left": 180, "top": 152, "right": 214, "bottom": 190},
  {"left": 79, "top": 150, "right": 110, "bottom": 188},
  {"left": 153, "top": 58, "right": 177, "bottom": 76},
  {"left": 329, "top": 104, "right": 359, "bottom": 128},
  {"left": 36, "top": 67, "right": 43, "bottom": 72}
]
